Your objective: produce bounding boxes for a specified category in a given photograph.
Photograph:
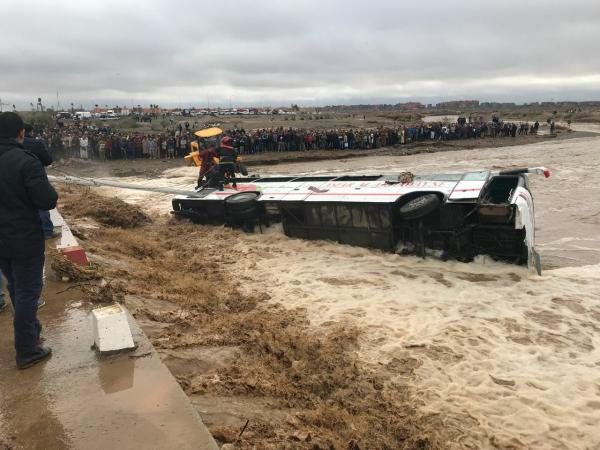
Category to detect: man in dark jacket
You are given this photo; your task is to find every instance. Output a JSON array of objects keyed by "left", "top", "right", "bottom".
[
  {"left": 23, "top": 123, "right": 55, "bottom": 240},
  {"left": 23, "top": 123, "right": 52, "bottom": 166},
  {"left": 216, "top": 136, "right": 238, "bottom": 188},
  {"left": 0, "top": 112, "right": 58, "bottom": 369}
]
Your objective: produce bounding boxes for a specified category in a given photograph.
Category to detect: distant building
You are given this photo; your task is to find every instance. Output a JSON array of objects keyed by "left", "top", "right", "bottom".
[
  {"left": 436, "top": 100, "right": 480, "bottom": 109},
  {"left": 479, "top": 102, "right": 516, "bottom": 108},
  {"left": 395, "top": 102, "right": 425, "bottom": 111}
]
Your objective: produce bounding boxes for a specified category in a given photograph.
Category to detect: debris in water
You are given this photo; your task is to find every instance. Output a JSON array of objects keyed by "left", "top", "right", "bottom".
[
  {"left": 49, "top": 249, "right": 102, "bottom": 282},
  {"left": 490, "top": 375, "right": 516, "bottom": 387},
  {"left": 84, "top": 279, "right": 123, "bottom": 304}
]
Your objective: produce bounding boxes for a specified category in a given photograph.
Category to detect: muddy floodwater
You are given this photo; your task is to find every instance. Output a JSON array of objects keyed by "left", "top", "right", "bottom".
[{"left": 80, "top": 133, "right": 600, "bottom": 448}]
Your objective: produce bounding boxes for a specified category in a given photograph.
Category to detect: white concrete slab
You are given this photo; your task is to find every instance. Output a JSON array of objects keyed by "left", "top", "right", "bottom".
[{"left": 91, "top": 304, "right": 136, "bottom": 354}]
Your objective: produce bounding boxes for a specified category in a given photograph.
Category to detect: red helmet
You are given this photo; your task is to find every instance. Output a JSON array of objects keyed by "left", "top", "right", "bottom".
[{"left": 220, "top": 135, "right": 234, "bottom": 150}]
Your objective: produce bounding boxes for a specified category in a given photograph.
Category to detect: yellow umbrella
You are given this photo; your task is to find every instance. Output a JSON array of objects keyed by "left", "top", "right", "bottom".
[{"left": 194, "top": 127, "right": 223, "bottom": 138}]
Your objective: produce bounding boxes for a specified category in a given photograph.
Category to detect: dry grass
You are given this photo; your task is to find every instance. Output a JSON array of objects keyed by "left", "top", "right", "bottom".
[{"left": 84, "top": 279, "right": 124, "bottom": 304}]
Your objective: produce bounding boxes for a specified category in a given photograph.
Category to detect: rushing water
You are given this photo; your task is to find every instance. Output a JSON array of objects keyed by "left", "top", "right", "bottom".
[{"left": 96, "top": 132, "right": 600, "bottom": 448}]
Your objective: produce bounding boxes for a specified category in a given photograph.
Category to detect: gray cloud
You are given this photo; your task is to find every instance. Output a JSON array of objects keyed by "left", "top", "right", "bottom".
[{"left": 1, "top": 0, "right": 600, "bottom": 108}]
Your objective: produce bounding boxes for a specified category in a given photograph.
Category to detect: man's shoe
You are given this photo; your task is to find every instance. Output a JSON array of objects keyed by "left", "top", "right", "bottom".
[
  {"left": 37, "top": 298, "right": 46, "bottom": 309},
  {"left": 16, "top": 346, "right": 52, "bottom": 370}
]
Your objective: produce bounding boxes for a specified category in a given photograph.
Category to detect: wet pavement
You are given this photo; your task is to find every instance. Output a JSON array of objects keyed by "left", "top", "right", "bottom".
[{"left": 0, "top": 275, "right": 218, "bottom": 450}]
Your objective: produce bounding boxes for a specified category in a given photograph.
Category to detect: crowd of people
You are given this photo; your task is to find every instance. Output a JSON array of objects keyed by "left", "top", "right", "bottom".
[
  {"left": 34, "top": 117, "right": 542, "bottom": 161},
  {"left": 226, "top": 119, "right": 541, "bottom": 154}
]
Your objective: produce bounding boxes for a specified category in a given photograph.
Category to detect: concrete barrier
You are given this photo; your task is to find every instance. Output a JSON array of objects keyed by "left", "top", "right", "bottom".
[{"left": 51, "top": 208, "right": 90, "bottom": 265}]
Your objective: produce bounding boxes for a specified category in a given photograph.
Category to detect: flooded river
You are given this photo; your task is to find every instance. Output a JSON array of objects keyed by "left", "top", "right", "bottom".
[{"left": 91, "top": 133, "right": 600, "bottom": 448}]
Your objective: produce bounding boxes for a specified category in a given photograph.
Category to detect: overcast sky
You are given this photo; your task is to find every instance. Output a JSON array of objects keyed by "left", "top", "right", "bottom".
[{"left": 1, "top": 0, "right": 600, "bottom": 109}]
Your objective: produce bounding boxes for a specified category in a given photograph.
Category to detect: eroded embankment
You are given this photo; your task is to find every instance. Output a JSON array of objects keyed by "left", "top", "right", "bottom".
[{"left": 56, "top": 187, "right": 460, "bottom": 450}]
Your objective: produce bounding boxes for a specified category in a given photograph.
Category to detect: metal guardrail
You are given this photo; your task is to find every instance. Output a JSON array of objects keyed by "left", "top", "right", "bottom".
[{"left": 48, "top": 174, "right": 202, "bottom": 198}]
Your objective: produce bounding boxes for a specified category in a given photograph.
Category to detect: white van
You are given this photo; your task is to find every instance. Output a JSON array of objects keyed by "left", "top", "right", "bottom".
[{"left": 75, "top": 111, "right": 92, "bottom": 120}]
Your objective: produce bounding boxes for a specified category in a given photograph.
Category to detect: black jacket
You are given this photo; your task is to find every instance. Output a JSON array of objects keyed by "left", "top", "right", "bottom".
[
  {"left": 0, "top": 139, "right": 58, "bottom": 259},
  {"left": 23, "top": 136, "right": 53, "bottom": 167},
  {"left": 217, "top": 146, "right": 237, "bottom": 164}
]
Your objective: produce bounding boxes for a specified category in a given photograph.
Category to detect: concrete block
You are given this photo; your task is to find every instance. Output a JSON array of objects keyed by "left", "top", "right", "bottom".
[
  {"left": 53, "top": 208, "right": 89, "bottom": 266},
  {"left": 91, "top": 304, "right": 136, "bottom": 354},
  {"left": 61, "top": 246, "right": 89, "bottom": 266}
]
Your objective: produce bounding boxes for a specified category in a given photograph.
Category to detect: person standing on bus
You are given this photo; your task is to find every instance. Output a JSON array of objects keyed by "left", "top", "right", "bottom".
[{"left": 216, "top": 136, "right": 238, "bottom": 188}]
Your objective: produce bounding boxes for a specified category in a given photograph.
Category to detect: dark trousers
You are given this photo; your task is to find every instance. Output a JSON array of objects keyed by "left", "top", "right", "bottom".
[
  {"left": 39, "top": 210, "right": 54, "bottom": 238},
  {"left": 219, "top": 163, "right": 236, "bottom": 185},
  {"left": 0, "top": 255, "right": 44, "bottom": 357},
  {"left": 197, "top": 164, "right": 215, "bottom": 187}
]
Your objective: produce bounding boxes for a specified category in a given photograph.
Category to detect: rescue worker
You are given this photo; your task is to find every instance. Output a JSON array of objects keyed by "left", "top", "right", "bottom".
[
  {"left": 195, "top": 139, "right": 218, "bottom": 189},
  {"left": 216, "top": 136, "right": 238, "bottom": 188}
]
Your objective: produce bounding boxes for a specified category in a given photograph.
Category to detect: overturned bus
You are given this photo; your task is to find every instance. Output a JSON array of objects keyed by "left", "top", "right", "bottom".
[{"left": 171, "top": 167, "right": 549, "bottom": 273}]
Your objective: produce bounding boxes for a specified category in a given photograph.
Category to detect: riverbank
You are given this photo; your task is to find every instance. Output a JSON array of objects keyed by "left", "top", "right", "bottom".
[{"left": 0, "top": 241, "right": 218, "bottom": 450}]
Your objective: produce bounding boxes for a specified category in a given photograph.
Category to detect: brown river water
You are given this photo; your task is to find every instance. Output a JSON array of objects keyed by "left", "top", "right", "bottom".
[{"left": 91, "top": 133, "right": 600, "bottom": 448}]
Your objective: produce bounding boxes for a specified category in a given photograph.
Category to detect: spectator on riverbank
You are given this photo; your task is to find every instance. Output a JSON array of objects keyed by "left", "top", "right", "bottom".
[
  {"left": 0, "top": 112, "right": 58, "bottom": 369},
  {"left": 31, "top": 116, "right": 528, "bottom": 162}
]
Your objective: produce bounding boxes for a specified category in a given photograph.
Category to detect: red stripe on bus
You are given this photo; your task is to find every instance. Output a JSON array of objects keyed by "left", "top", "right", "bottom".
[{"left": 213, "top": 192, "right": 410, "bottom": 196}]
